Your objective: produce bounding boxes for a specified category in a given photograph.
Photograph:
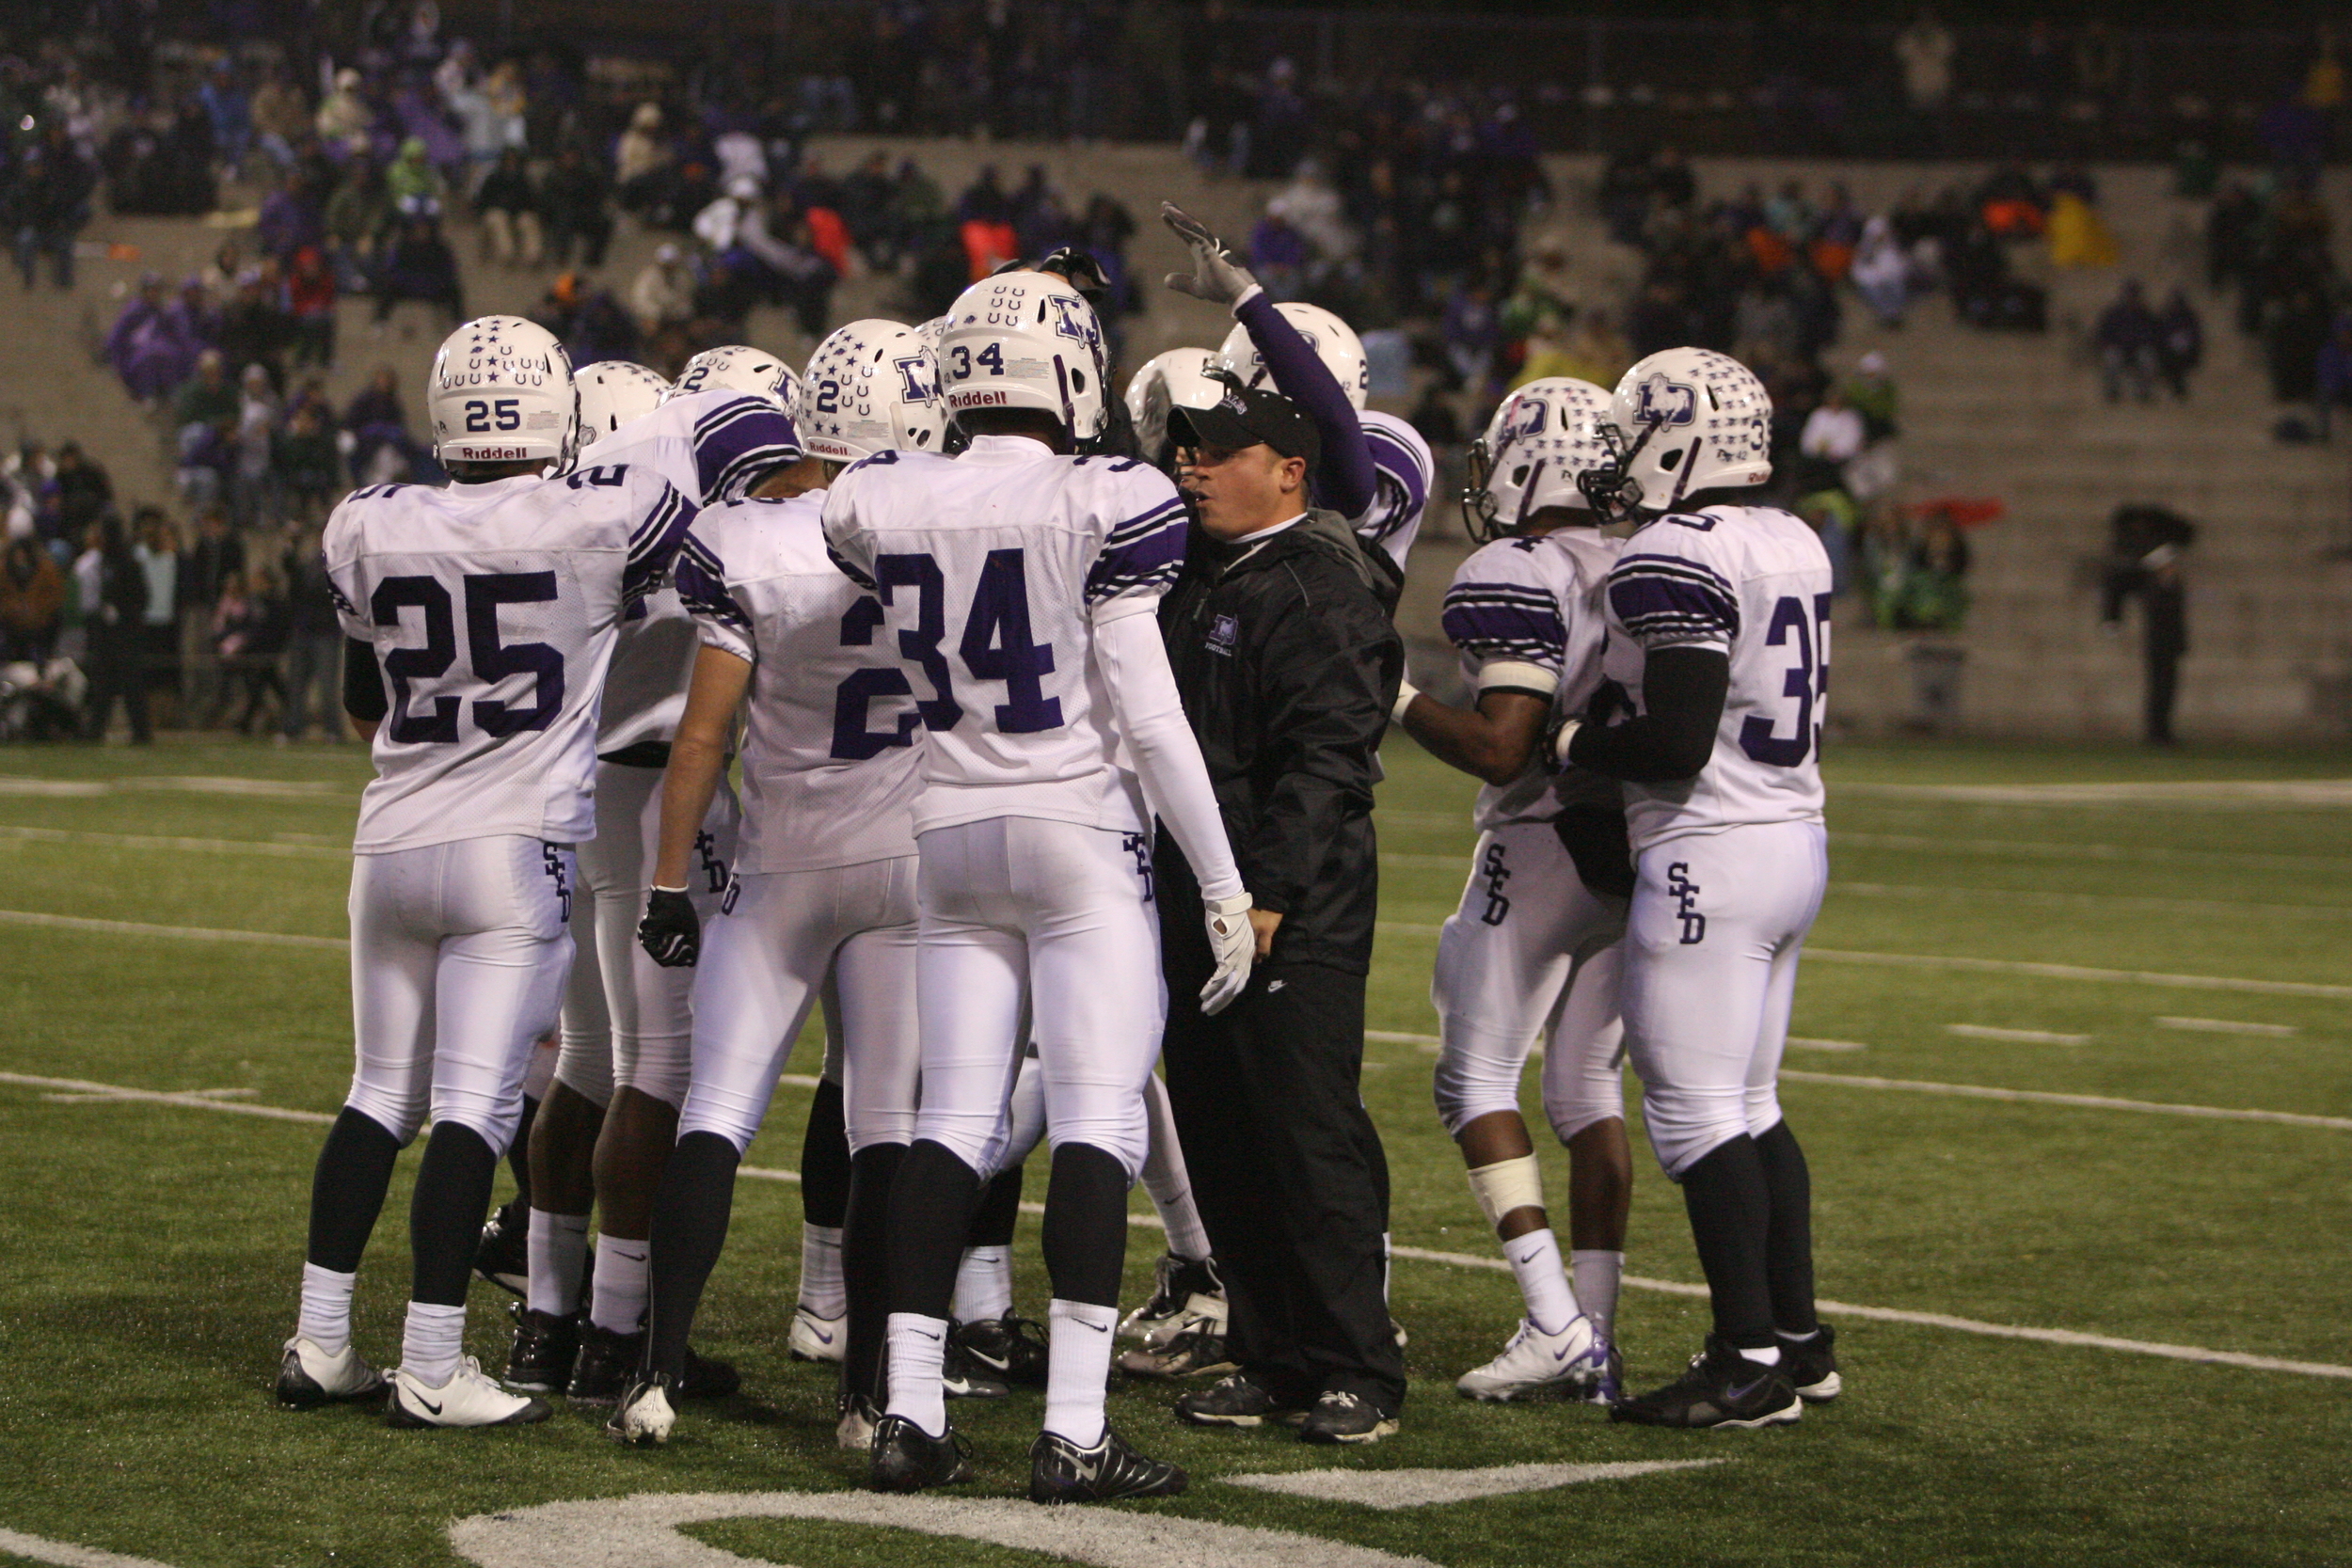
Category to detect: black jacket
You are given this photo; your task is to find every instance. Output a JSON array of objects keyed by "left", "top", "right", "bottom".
[{"left": 1155, "top": 510, "right": 1404, "bottom": 973}]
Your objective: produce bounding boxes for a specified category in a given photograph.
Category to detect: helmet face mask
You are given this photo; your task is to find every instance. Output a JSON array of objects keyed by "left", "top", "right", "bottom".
[
  {"left": 1216, "top": 303, "right": 1369, "bottom": 410},
  {"left": 1463, "top": 377, "right": 1615, "bottom": 545},
  {"left": 428, "top": 315, "right": 580, "bottom": 470},
  {"left": 1604, "top": 347, "right": 1774, "bottom": 516},
  {"left": 937, "top": 272, "right": 1111, "bottom": 444},
  {"left": 799, "top": 319, "right": 948, "bottom": 463}
]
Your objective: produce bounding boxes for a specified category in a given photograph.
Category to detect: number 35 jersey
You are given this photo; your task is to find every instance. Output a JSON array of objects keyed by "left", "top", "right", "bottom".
[
  {"left": 675, "top": 491, "right": 923, "bottom": 874},
  {"left": 1599, "top": 504, "right": 1831, "bottom": 853},
  {"left": 820, "top": 435, "right": 1188, "bottom": 837},
  {"left": 326, "top": 467, "right": 697, "bottom": 854}
]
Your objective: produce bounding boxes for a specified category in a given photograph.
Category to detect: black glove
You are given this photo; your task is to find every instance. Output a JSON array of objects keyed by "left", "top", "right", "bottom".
[{"left": 637, "top": 886, "right": 700, "bottom": 968}]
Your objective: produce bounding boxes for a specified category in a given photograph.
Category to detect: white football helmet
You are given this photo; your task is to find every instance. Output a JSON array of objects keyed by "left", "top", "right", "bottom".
[
  {"left": 1216, "top": 303, "right": 1370, "bottom": 411},
  {"left": 1124, "top": 346, "right": 1226, "bottom": 465},
  {"left": 798, "top": 319, "right": 948, "bottom": 463},
  {"left": 1604, "top": 347, "right": 1773, "bottom": 514},
  {"left": 667, "top": 344, "right": 802, "bottom": 411},
  {"left": 574, "top": 361, "right": 671, "bottom": 449},
  {"left": 914, "top": 315, "right": 949, "bottom": 352},
  {"left": 1463, "top": 378, "right": 1616, "bottom": 543},
  {"left": 427, "top": 315, "right": 577, "bottom": 467},
  {"left": 936, "top": 272, "right": 1110, "bottom": 442}
]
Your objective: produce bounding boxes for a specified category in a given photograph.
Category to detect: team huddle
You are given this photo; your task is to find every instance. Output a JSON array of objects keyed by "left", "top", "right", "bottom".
[{"left": 270, "top": 203, "right": 1836, "bottom": 1506}]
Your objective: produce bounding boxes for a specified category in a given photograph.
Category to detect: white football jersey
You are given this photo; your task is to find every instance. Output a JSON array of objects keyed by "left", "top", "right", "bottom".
[
  {"left": 1355, "top": 409, "right": 1434, "bottom": 572},
  {"left": 820, "top": 435, "right": 1188, "bottom": 836},
  {"left": 326, "top": 467, "right": 697, "bottom": 854},
  {"left": 573, "top": 390, "right": 803, "bottom": 752},
  {"left": 1441, "top": 526, "right": 1624, "bottom": 833},
  {"left": 1598, "top": 504, "right": 1832, "bottom": 852},
  {"left": 675, "top": 490, "right": 924, "bottom": 874}
]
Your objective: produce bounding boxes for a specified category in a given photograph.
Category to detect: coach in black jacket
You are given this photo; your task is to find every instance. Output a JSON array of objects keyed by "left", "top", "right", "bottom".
[{"left": 1152, "top": 383, "right": 1409, "bottom": 1442}]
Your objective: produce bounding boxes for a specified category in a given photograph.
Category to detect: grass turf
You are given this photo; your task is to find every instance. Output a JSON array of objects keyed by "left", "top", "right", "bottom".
[{"left": 0, "top": 736, "right": 2347, "bottom": 1567}]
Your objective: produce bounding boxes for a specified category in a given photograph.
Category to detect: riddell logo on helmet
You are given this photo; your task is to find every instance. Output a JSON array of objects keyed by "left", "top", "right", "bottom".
[
  {"left": 453, "top": 444, "right": 530, "bottom": 459},
  {"left": 949, "top": 388, "right": 1009, "bottom": 408}
]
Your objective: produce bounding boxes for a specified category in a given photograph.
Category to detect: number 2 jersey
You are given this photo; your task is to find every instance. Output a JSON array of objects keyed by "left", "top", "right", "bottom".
[
  {"left": 1439, "top": 525, "right": 1624, "bottom": 834},
  {"left": 1598, "top": 504, "right": 1832, "bottom": 853},
  {"left": 819, "top": 435, "right": 1189, "bottom": 837},
  {"left": 326, "top": 466, "right": 696, "bottom": 854},
  {"left": 674, "top": 490, "right": 923, "bottom": 874}
]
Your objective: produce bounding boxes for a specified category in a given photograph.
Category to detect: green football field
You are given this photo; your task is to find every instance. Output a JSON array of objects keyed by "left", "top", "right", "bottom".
[{"left": 2, "top": 736, "right": 2348, "bottom": 1568}]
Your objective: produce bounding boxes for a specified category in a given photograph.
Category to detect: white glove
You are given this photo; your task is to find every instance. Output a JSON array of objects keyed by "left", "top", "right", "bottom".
[
  {"left": 1162, "top": 201, "right": 1260, "bottom": 309},
  {"left": 1200, "top": 891, "right": 1256, "bottom": 1016}
]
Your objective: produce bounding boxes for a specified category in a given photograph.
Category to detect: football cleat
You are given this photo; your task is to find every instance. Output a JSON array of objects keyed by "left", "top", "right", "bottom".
[
  {"left": 787, "top": 1302, "right": 846, "bottom": 1363},
  {"left": 836, "top": 1392, "right": 881, "bottom": 1451},
  {"left": 1783, "top": 1323, "right": 1841, "bottom": 1402},
  {"left": 386, "top": 1356, "right": 550, "bottom": 1428},
  {"left": 472, "top": 1200, "right": 530, "bottom": 1297},
  {"left": 276, "top": 1336, "right": 386, "bottom": 1408},
  {"left": 1391, "top": 1317, "right": 1410, "bottom": 1349},
  {"left": 1454, "top": 1314, "right": 1603, "bottom": 1403},
  {"left": 1029, "top": 1424, "right": 1188, "bottom": 1505},
  {"left": 1120, "top": 1253, "right": 1225, "bottom": 1343},
  {"left": 1298, "top": 1388, "right": 1400, "bottom": 1445},
  {"left": 1588, "top": 1337, "right": 1626, "bottom": 1406},
  {"left": 1172, "top": 1370, "right": 1301, "bottom": 1429},
  {"left": 953, "top": 1315, "right": 1050, "bottom": 1386},
  {"left": 606, "top": 1373, "right": 676, "bottom": 1446},
  {"left": 565, "top": 1323, "right": 643, "bottom": 1405},
  {"left": 868, "top": 1413, "right": 973, "bottom": 1492},
  {"left": 1116, "top": 1326, "right": 1237, "bottom": 1381},
  {"left": 1611, "top": 1337, "right": 1803, "bottom": 1430},
  {"left": 941, "top": 1338, "right": 1009, "bottom": 1400},
  {"left": 679, "top": 1344, "right": 741, "bottom": 1401},
  {"left": 503, "top": 1306, "right": 580, "bottom": 1392}
]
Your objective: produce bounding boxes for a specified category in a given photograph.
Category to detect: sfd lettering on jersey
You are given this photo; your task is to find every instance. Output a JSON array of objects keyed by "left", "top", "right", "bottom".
[
  {"left": 1479, "top": 840, "right": 1512, "bottom": 926},
  {"left": 542, "top": 843, "right": 573, "bottom": 922},
  {"left": 1666, "top": 862, "right": 1705, "bottom": 943},
  {"left": 1121, "top": 832, "right": 1155, "bottom": 904},
  {"left": 694, "top": 829, "right": 728, "bottom": 894}
]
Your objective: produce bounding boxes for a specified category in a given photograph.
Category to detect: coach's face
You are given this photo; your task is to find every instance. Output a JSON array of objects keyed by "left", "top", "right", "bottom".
[{"left": 1180, "top": 442, "right": 1308, "bottom": 542}]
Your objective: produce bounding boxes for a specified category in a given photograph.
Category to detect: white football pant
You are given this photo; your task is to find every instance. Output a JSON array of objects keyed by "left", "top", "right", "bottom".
[
  {"left": 1619, "top": 820, "right": 1828, "bottom": 1178},
  {"left": 554, "top": 759, "right": 739, "bottom": 1109},
  {"left": 677, "top": 855, "right": 921, "bottom": 1156},
  {"left": 911, "top": 817, "right": 1165, "bottom": 1181},
  {"left": 344, "top": 834, "right": 576, "bottom": 1151},
  {"left": 1432, "top": 820, "right": 1628, "bottom": 1144}
]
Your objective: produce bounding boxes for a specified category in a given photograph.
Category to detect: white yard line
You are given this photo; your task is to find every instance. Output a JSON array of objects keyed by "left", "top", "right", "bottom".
[
  {"left": 2157, "top": 1017, "right": 2298, "bottom": 1037},
  {"left": 0, "top": 909, "right": 347, "bottom": 950},
  {"left": 1367, "top": 1029, "right": 1443, "bottom": 1047},
  {"left": 1788, "top": 1037, "right": 1870, "bottom": 1052},
  {"left": 1832, "top": 880, "right": 2352, "bottom": 920},
  {"left": 1947, "top": 1023, "right": 2091, "bottom": 1045},
  {"left": 1836, "top": 780, "right": 2352, "bottom": 807},
  {"left": 0, "top": 1072, "right": 334, "bottom": 1125},
  {"left": 0, "top": 1528, "right": 178, "bottom": 1568},
  {"left": 0, "top": 826, "right": 345, "bottom": 859},
  {"left": 1828, "top": 830, "right": 2341, "bottom": 873},
  {"left": 1800, "top": 946, "right": 2352, "bottom": 1000},
  {"left": 0, "top": 774, "right": 349, "bottom": 800},
  {"left": 1780, "top": 1068, "right": 2352, "bottom": 1131}
]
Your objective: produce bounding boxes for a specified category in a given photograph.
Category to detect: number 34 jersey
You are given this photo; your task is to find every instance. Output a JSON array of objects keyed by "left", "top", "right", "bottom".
[
  {"left": 325, "top": 467, "right": 696, "bottom": 854},
  {"left": 674, "top": 491, "right": 923, "bottom": 874},
  {"left": 820, "top": 435, "right": 1189, "bottom": 837},
  {"left": 1599, "top": 504, "right": 1832, "bottom": 853}
]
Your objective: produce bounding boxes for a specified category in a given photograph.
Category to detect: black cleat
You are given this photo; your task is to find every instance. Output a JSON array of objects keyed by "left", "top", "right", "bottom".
[
  {"left": 1172, "top": 1370, "right": 1302, "bottom": 1429},
  {"left": 1120, "top": 1253, "right": 1224, "bottom": 1341},
  {"left": 503, "top": 1306, "right": 580, "bottom": 1393},
  {"left": 941, "top": 1338, "right": 1010, "bottom": 1400},
  {"left": 1611, "top": 1336, "right": 1803, "bottom": 1430},
  {"left": 1297, "top": 1388, "right": 1399, "bottom": 1445},
  {"left": 868, "top": 1413, "right": 974, "bottom": 1492},
  {"left": 276, "top": 1337, "right": 386, "bottom": 1408},
  {"left": 473, "top": 1200, "right": 530, "bottom": 1297},
  {"left": 954, "top": 1315, "right": 1050, "bottom": 1387},
  {"left": 1029, "top": 1423, "right": 1188, "bottom": 1504},
  {"left": 679, "top": 1343, "right": 740, "bottom": 1401},
  {"left": 1782, "top": 1323, "right": 1841, "bottom": 1402},
  {"left": 565, "top": 1323, "right": 644, "bottom": 1405}
]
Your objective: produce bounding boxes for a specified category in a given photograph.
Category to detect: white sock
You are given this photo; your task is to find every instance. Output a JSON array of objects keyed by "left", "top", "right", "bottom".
[
  {"left": 1502, "top": 1228, "right": 1581, "bottom": 1336},
  {"left": 589, "top": 1236, "right": 648, "bottom": 1334},
  {"left": 297, "top": 1262, "right": 356, "bottom": 1357},
  {"left": 526, "top": 1209, "right": 590, "bottom": 1317},
  {"left": 1737, "top": 1343, "right": 1784, "bottom": 1367},
  {"left": 1571, "top": 1249, "right": 1625, "bottom": 1341},
  {"left": 883, "top": 1312, "right": 950, "bottom": 1437},
  {"left": 1042, "top": 1299, "right": 1119, "bottom": 1448},
  {"left": 950, "top": 1245, "right": 1011, "bottom": 1323},
  {"left": 401, "top": 1301, "right": 468, "bottom": 1387},
  {"left": 799, "top": 1223, "right": 846, "bottom": 1318},
  {"left": 1778, "top": 1326, "right": 1820, "bottom": 1343}
]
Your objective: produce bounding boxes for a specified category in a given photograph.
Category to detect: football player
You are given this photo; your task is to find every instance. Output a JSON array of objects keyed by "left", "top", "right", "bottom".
[
  {"left": 503, "top": 350, "right": 803, "bottom": 1406},
  {"left": 1560, "top": 347, "right": 1836, "bottom": 1429},
  {"left": 276, "top": 316, "right": 696, "bottom": 1427},
  {"left": 1391, "top": 379, "right": 1631, "bottom": 1403},
  {"left": 826, "top": 271, "right": 1255, "bottom": 1504},
  {"left": 606, "top": 318, "right": 948, "bottom": 1449}
]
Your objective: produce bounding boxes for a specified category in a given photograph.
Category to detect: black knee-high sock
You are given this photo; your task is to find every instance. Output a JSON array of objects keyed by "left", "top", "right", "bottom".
[
  {"left": 410, "top": 1121, "right": 501, "bottom": 1307},
  {"left": 1677, "top": 1135, "right": 1776, "bottom": 1351},
  {"left": 885, "top": 1139, "right": 984, "bottom": 1318},
  {"left": 841, "top": 1140, "right": 907, "bottom": 1408},
  {"left": 799, "top": 1078, "right": 851, "bottom": 1231},
  {"left": 1040, "top": 1143, "right": 1130, "bottom": 1308},
  {"left": 307, "top": 1106, "right": 404, "bottom": 1274},
  {"left": 968, "top": 1162, "right": 1024, "bottom": 1249},
  {"left": 644, "top": 1131, "right": 740, "bottom": 1382},
  {"left": 505, "top": 1093, "right": 538, "bottom": 1212},
  {"left": 1753, "top": 1119, "right": 1819, "bottom": 1337}
]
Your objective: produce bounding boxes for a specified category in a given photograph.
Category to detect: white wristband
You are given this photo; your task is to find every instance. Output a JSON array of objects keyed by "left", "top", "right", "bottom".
[
  {"left": 651, "top": 884, "right": 689, "bottom": 895},
  {"left": 1551, "top": 718, "right": 1582, "bottom": 767},
  {"left": 1391, "top": 681, "right": 1421, "bottom": 725}
]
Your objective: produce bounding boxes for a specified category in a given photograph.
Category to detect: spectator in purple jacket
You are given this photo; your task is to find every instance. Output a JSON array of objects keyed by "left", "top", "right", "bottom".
[
  {"left": 256, "top": 167, "right": 324, "bottom": 262},
  {"left": 105, "top": 274, "right": 201, "bottom": 404}
]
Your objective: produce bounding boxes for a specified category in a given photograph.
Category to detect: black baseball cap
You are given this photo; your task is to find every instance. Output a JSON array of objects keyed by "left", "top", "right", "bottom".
[{"left": 1170, "top": 379, "right": 1322, "bottom": 471}]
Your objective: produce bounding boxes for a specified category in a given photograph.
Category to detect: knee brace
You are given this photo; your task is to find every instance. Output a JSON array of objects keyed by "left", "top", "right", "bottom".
[{"left": 1466, "top": 1153, "right": 1547, "bottom": 1235}]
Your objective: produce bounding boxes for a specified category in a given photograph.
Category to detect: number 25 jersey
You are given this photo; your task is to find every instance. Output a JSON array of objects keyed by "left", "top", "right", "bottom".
[
  {"left": 1599, "top": 504, "right": 1831, "bottom": 853},
  {"left": 819, "top": 435, "right": 1189, "bottom": 837},
  {"left": 325, "top": 467, "right": 696, "bottom": 854}
]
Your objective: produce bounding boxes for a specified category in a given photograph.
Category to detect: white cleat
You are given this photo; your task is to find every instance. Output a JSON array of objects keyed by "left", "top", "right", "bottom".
[
  {"left": 787, "top": 1302, "right": 846, "bottom": 1363},
  {"left": 1454, "top": 1316, "right": 1604, "bottom": 1403},
  {"left": 608, "top": 1375, "right": 677, "bottom": 1447},
  {"left": 276, "top": 1336, "right": 386, "bottom": 1408},
  {"left": 386, "top": 1356, "right": 551, "bottom": 1428}
]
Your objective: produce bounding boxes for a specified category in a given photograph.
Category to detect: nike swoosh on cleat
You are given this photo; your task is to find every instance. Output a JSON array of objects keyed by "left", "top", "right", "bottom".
[
  {"left": 806, "top": 1325, "right": 836, "bottom": 1344},
  {"left": 1724, "top": 1375, "right": 1772, "bottom": 1402},
  {"left": 413, "top": 1396, "right": 443, "bottom": 1416}
]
